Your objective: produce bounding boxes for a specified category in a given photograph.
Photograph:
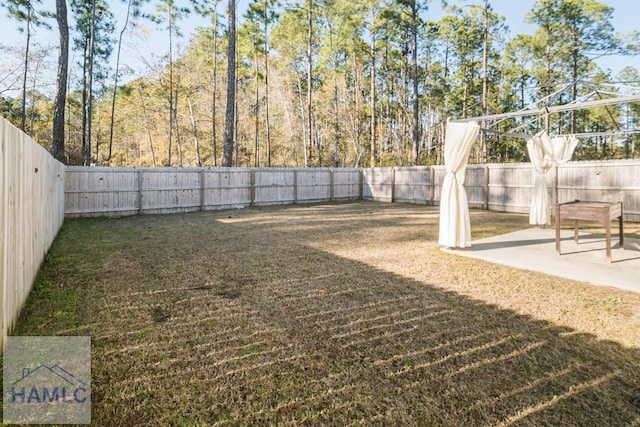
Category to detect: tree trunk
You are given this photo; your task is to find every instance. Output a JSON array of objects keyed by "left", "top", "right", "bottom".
[
  {"left": 167, "top": 15, "right": 174, "bottom": 166},
  {"left": 52, "top": 0, "right": 68, "bottom": 163},
  {"left": 175, "top": 75, "right": 183, "bottom": 167},
  {"left": 188, "top": 96, "right": 201, "bottom": 166},
  {"left": 81, "top": 42, "right": 88, "bottom": 163},
  {"left": 28, "top": 54, "right": 42, "bottom": 133},
  {"left": 234, "top": 71, "right": 239, "bottom": 167},
  {"left": 401, "top": 38, "right": 409, "bottom": 165},
  {"left": 296, "top": 72, "right": 308, "bottom": 167},
  {"left": 222, "top": 0, "right": 236, "bottom": 167},
  {"left": 570, "top": 35, "right": 579, "bottom": 135},
  {"left": 411, "top": 3, "right": 419, "bottom": 166},
  {"left": 333, "top": 48, "right": 339, "bottom": 167},
  {"left": 352, "top": 54, "right": 362, "bottom": 167},
  {"left": 84, "top": 0, "right": 97, "bottom": 166},
  {"left": 138, "top": 85, "right": 157, "bottom": 167},
  {"left": 264, "top": 20, "right": 272, "bottom": 167},
  {"left": 21, "top": 5, "right": 32, "bottom": 133},
  {"left": 307, "top": 0, "right": 314, "bottom": 167},
  {"left": 480, "top": 0, "right": 488, "bottom": 164},
  {"left": 211, "top": 3, "right": 219, "bottom": 166},
  {"left": 544, "top": 24, "right": 552, "bottom": 131},
  {"left": 109, "top": 0, "right": 133, "bottom": 164},
  {"left": 369, "top": 7, "right": 376, "bottom": 167},
  {"left": 254, "top": 40, "right": 260, "bottom": 167}
]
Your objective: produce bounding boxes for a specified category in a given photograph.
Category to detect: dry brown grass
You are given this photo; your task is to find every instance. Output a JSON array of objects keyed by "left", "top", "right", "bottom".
[{"left": 12, "top": 202, "right": 640, "bottom": 426}]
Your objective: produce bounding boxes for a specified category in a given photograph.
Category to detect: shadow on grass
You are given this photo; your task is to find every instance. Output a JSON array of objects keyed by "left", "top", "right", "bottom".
[{"left": 12, "top": 202, "right": 640, "bottom": 426}]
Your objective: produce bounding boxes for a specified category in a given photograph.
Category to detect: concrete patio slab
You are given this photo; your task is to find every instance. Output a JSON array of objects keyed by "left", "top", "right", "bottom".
[{"left": 442, "top": 227, "right": 640, "bottom": 293}]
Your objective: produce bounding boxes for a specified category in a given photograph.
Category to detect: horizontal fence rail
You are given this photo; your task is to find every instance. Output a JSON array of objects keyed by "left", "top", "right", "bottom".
[
  {"left": 1, "top": 118, "right": 65, "bottom": 354},
  {"left": 66, "top": 160, "right": 640, "bottom": 223}
]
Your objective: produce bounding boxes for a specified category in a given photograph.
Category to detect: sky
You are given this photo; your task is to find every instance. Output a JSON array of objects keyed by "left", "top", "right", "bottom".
[
  {"left": 426, "top": 0, "right": 639, "bottom": 75},
  {"left": 1, "top": 0, "right": 639, "bottom": 95}
]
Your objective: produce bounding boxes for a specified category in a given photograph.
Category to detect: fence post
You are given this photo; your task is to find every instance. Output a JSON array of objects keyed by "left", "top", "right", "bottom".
[
  {"left": 483, "top": 165, "right": 489, "bottom": 210},
  {"left": 429, "top": 167, "right": 435, "bottom": 206},
  {"left": 550, "top": 165, "right": 558, "bottom": 225},
  {"left": 293, "top": 169, "right": 298, "bottom": 204},
  {"left": 200, "top": 168, "right": 205, "bottom": 211},
  {"left": 250, "top": 169, "right": 256, "bottom": 207},
  {"left": 359, "top": 169, "right": 364, "bottom": 200},
  {"left": 330, "top": 168, "right": 335, "bottom": 201},
  {"left": 391, "top": 168, "right": 396, "bottom": 202},
  {"left": 137, "top": 169, "right": 143, "bottom": 215}
]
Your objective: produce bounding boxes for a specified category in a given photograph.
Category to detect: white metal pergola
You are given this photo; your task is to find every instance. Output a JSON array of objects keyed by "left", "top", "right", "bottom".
[{"left": 438, "top": 85, "right": 640, "bottom": 246}]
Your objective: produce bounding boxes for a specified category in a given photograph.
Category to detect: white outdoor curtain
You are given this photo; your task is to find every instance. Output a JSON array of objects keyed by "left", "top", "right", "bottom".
[
  {"left": 526, "top": 131, "right": 578, "bottom": 225},
  {"left": 551, "top": 134, "right": 578, "bottom": 165},
  {"left": 438, "top": 120, "right": 481, "bottom": 248},
  {"left": 526, "top": 131, "right": 553, "bottom": 225}
]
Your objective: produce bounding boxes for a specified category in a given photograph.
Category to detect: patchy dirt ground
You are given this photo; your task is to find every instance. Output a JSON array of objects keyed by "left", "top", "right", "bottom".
[{"left": 13, "top": 202, "right": 640, "bottom": 426}]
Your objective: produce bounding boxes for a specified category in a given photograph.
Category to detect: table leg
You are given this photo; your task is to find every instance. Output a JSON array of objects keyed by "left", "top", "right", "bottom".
[
  {"left": 574, "top": 219, "right": 579, "bottom": 243},
  {"left": 619, "top": 210, "right": 624, "bottom": 251},
  {"left": 555, "top": 205, "right": 561, "bottom": 255},
  {"left": 605, "top": 219, "right": 612, "bottom": 263}
]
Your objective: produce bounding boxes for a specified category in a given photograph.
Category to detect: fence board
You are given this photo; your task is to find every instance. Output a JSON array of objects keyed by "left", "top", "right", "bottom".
[
  {"left": 332, "top": 169, "right": 362, "bottom": 200},
  {"left": 254, "top": 169, "right": 296, "bottom": 205},
  {"left": 394, "top": 167, "right": 431, "bottom": 204},
  {"left": 464, "top": 166, "right": 486, "bottom": 208},
  {"left": 296, "top": 169, "right": 332, "bottom": 203},
  {"left": 1, "top": 118, "right": 65, "bottom": 354},
  {"left": 486, "top": 163, "right": 534, "bottom": 213},
  {"left": 142, "top": 169, "right": 202, "bottom": 214},
  {"left": 362, "top": 168, "right": 394, "bottom": 202},
  {"left": 203, "top": 169, "right": 252, "bottom": 210}
]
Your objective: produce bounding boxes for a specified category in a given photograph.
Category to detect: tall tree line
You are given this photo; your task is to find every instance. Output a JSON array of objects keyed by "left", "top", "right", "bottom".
[{"left": 1, "top": 0, "right": 639, "bottom": 166}]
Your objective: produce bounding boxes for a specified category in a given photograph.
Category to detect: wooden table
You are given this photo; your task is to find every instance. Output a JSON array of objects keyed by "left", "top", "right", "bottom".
[{"left": 555, "top": 201, "right": 624, "bottom": 262}]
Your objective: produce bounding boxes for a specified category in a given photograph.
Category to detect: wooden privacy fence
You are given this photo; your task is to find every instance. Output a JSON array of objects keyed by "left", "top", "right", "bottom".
[
  {"left": 66, "top": 160, "right": 640, "bottom": 222},
  {"left": 65, "top": 167, "right": 363, "bottom": 217},
  {"left": 362, "top": 161, "right": 640, "bottom": 222},
  {"left": 0, "top": 117, "right": 65, "bottom": 354}
]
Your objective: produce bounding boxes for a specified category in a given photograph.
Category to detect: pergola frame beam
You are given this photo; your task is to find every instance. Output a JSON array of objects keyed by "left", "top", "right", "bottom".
[{"left": 450, "top": 94, "right": 640, "bottom": 124}]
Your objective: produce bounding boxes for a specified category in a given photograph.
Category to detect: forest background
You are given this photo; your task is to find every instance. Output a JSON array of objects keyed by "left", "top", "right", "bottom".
[{"left": 2, "top": 0, "right": 640, "bottom": 168}]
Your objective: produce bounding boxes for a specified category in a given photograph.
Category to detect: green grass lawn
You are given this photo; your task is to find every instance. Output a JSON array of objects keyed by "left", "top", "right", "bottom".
[{"left": 10, "top": 202, "right": 640, "bottom": 426}]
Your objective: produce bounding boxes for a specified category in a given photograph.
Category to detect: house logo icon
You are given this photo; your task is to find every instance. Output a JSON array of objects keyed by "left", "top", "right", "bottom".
[
  {"left": 3, "top": 336, "right": 91, "bottom": 424},
  {"left": 11, "top": 364, "right": 89, "bottom": 405}
]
